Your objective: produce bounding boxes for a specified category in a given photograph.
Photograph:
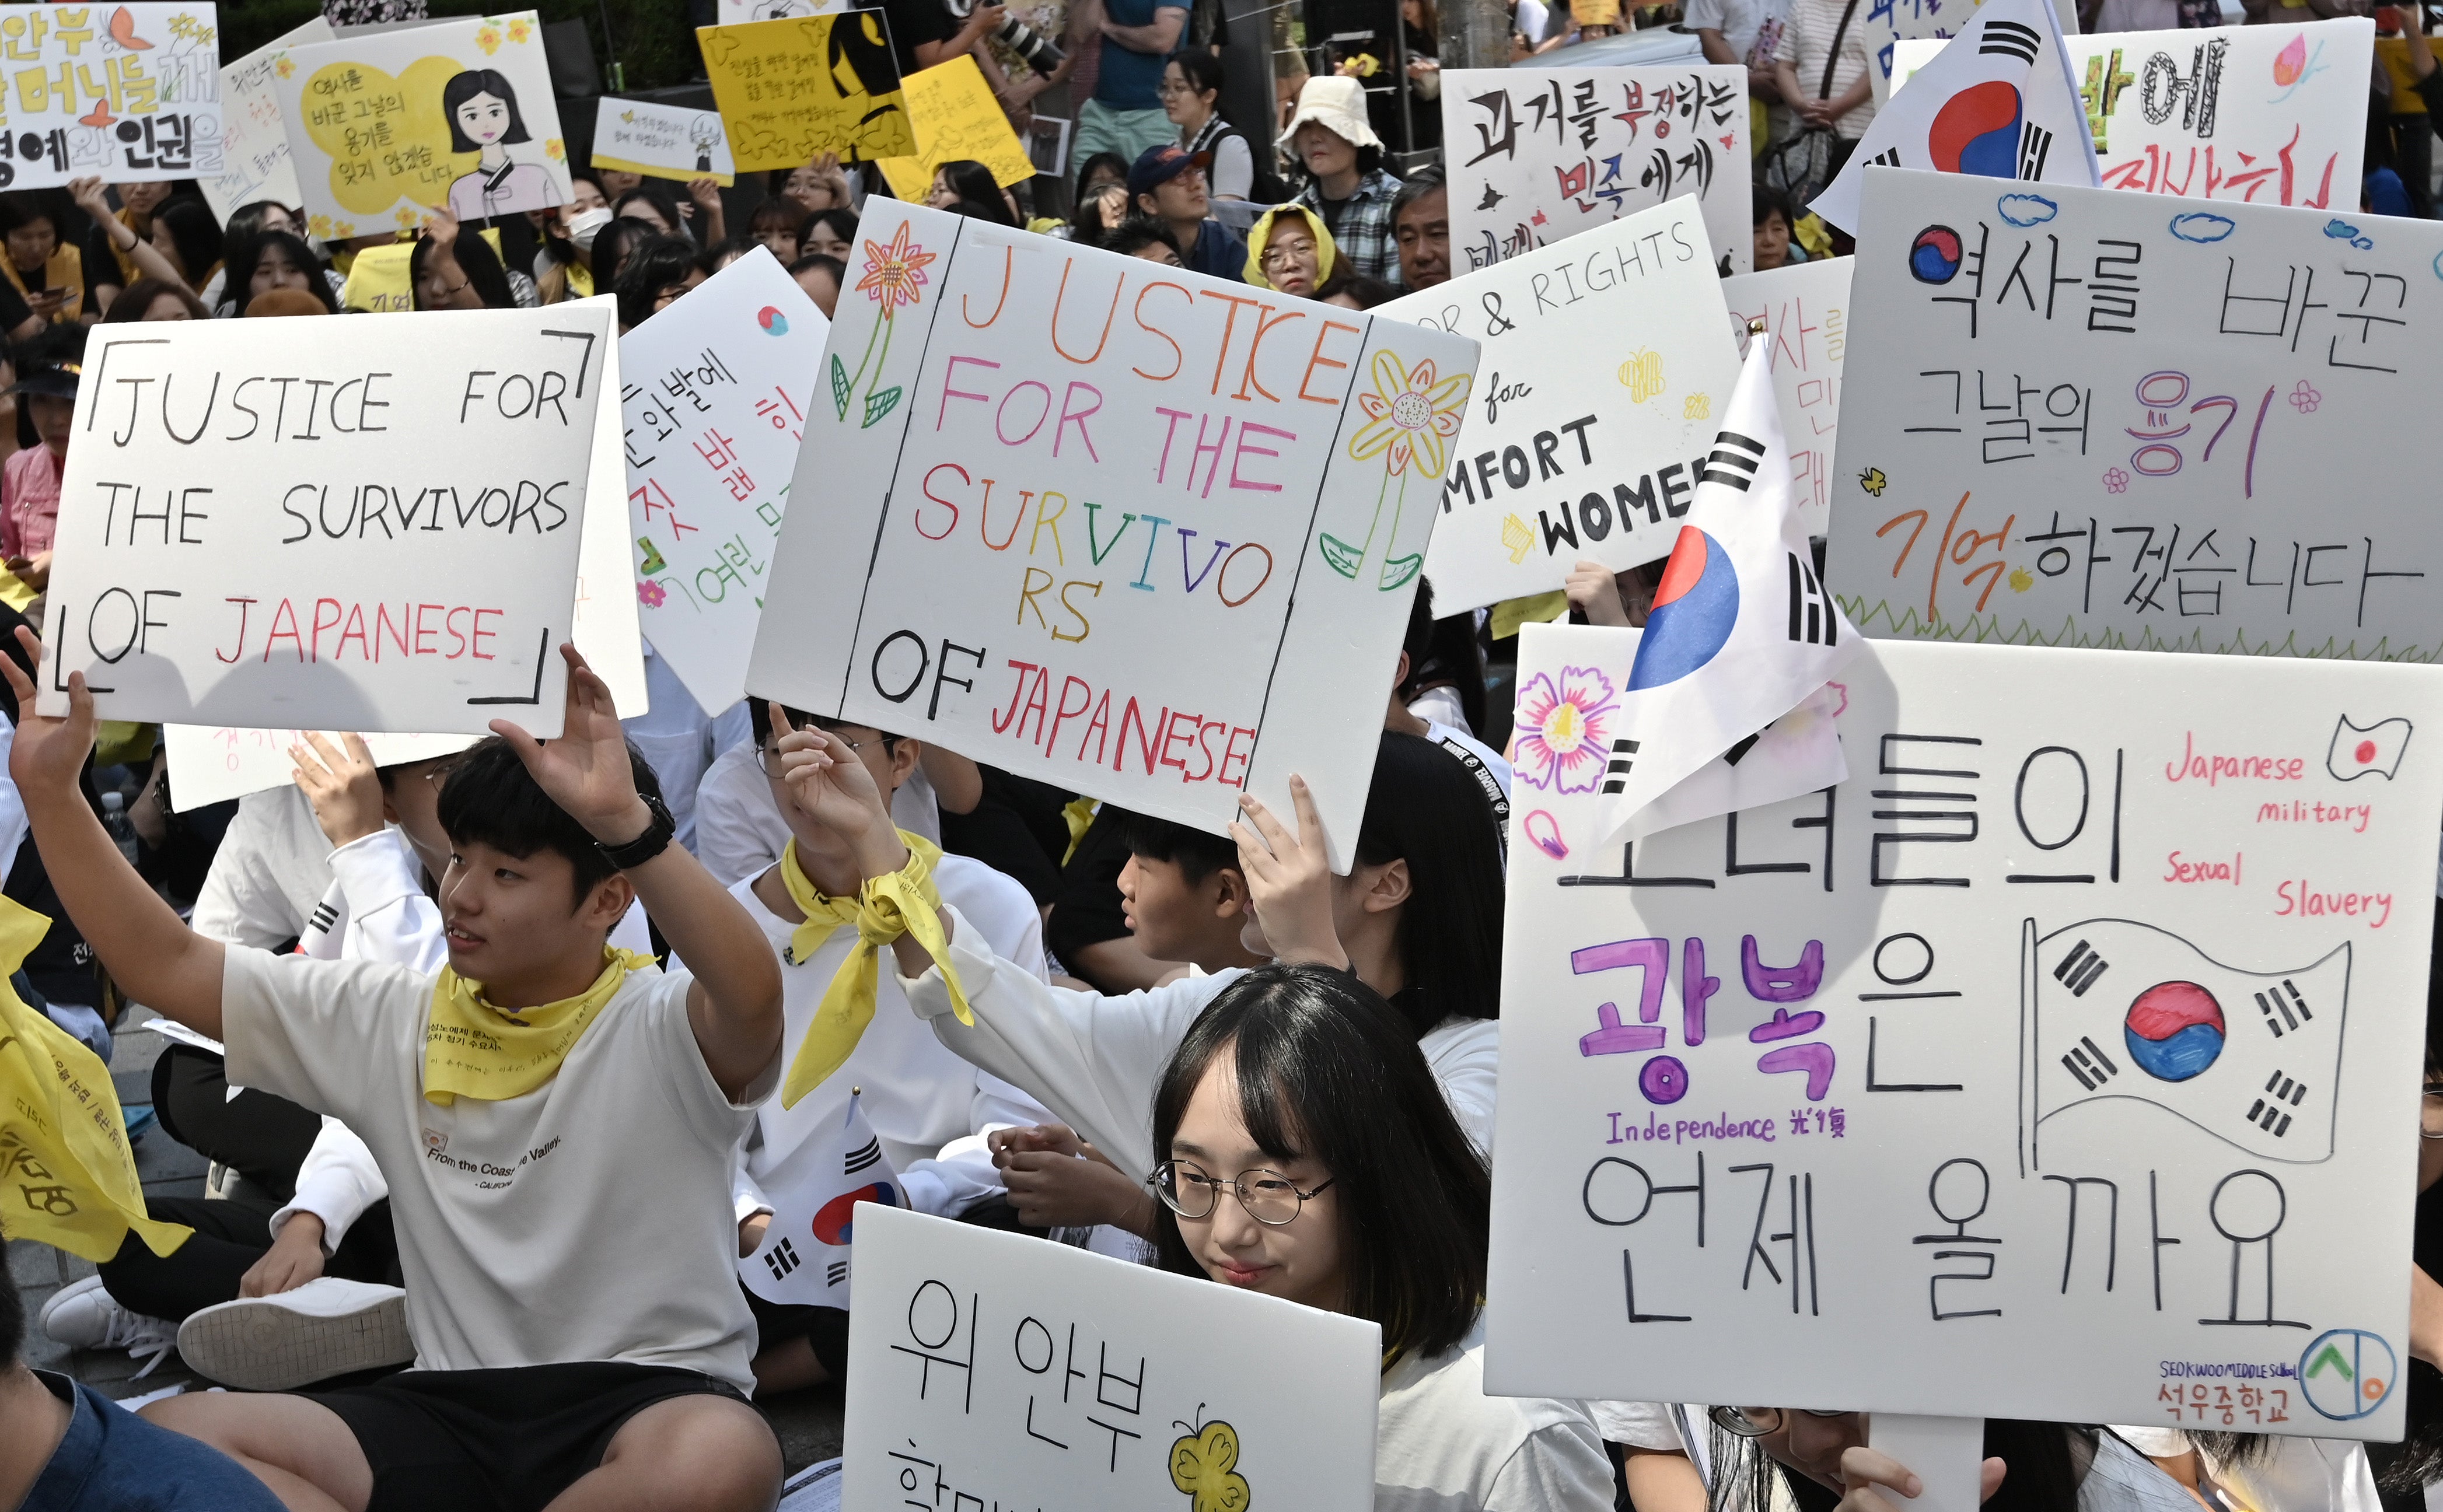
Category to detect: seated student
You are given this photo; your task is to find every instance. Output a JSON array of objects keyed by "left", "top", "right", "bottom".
[
  {"left": 1712, "top": 1410, "right": 2194, "bottom": 1511},
  {"left": 4, "top": 638, "right": 787, "bottom": 1512},
  {"left": 787, "top": 254, "right": 844, "bottom": 319},
  {"left": 729, "top": 704, "right": 1059, "bottom": 1395},
  {"left": 868, "top": 730, "right": 1506, "bottom": 1176},
  {"left": 0, "top": 1236, "right": 286, "bottom": 1511},
  {"left": 695, "top": 699, "right": 964, "bottom": 886},
  {"left": 1242, "top": 204, "right": 1337, "bottom": 299},
  {"left": 1152, "top": 964, "right": 1617, "bottom": 1510}
]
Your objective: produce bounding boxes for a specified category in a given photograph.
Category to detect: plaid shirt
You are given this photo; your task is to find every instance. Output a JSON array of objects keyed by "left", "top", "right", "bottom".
[{"left": 1296, "top": 168, "right": 1407, "bottom": 289}]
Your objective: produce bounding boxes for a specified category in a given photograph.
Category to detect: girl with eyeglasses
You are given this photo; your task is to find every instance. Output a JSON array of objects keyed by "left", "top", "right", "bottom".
[{"left": 1148, "top": 963, "right": 1614, "bottom": 1510}]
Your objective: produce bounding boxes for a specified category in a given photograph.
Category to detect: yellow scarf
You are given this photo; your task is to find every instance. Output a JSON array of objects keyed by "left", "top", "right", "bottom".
[
  {"left": 778, "top": 830, "right": 971, "bottom": 1108},
  {"left": 1061, "top": 797, "right": 1099, "bottom": 865},
  {"left": 422, "top": 947, "right": 655, "bottom": 1106}
]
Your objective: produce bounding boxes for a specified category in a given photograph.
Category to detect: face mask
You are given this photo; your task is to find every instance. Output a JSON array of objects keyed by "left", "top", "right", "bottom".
[{"left": 565, "top": 206, "right": 613, "bottom": 251}]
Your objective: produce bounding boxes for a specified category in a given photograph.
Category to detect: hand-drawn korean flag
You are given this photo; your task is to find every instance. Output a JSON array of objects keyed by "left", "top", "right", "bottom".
[
  {"left": 1809, "top": 0, "right": 2100, "bottom": 234},
  {"left": 741, "top": 1091, "right": 907, "bottom": 1307},
  {"left": 2327, "top": 715, "right": 2413, "bottom": 782},
  {"left": 1591, "top": 331, "right": 1858, "bottom": 846},
  {"left": 2023, "top": 919, "right": 2349, "bottom": 1166}
]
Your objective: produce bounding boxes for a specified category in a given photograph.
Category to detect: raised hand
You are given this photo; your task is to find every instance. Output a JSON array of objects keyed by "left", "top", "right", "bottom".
[
  {"left": 488, "top": 644, "right": 646, "bottom": 842},
  {"left": 291, "top": 732, "right": 387, "bottom": 849},
  {"left": 0, "top": 625, "right": 95, "bottom": 800},
  {"left": 1229, "top": 776, "right": 1348, "bottom": 970},
  {"left": 768, "top": 703, "right": 907, "bottom": 877}
]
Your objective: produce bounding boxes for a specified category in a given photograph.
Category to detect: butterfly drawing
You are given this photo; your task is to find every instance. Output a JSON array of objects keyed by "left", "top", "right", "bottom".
[{"left": 1169, "top": 1409, "right": 1251, "bottom": 1512}]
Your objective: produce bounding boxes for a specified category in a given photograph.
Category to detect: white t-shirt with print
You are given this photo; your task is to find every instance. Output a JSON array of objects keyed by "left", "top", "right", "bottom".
[
  {"left": 221, "top": 947, "right": 776, "bottom": 1392},
  {"left": 1376, "top": 1314, "right": 1614, "bottom": 1511}
]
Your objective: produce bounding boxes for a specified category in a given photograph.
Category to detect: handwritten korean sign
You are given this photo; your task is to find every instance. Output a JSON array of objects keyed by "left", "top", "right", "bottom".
[
  {"left": 592, "top": 94, "right": 735, "bottom": 186},
  {"left": 36, "top": 305, "right": 620, "bottom": 737},
  {"left": 876, "top": 55, "right": 1034, "bottom": 202},
  {"left": 1828, "top": 170, "right": 2442, "bottom": 660},
  {"left": 1721, "top": 257, "right": 1851, "bottom": 540},
  {"left": 1380, "top": 200, "right": 1737, "bottom": 615},
  {"left": 1440, "top": 64, "right": 1751, "bottom": 275},
  {"left": 0, "top": 3, "right": 222, "bottom": 189},
  {"left": 1487, "top": 622, "right": 2441, "bottom": 1432},
  {"left": 202, "top": 15, "right": 327, "bottom": 220},
  {"left": 745, "top": 201, "right": 1480, "bottom": 870},
  {"left": 624, "top": 247, "right": 825, "bottom": 715},
  {"left": 1890, "top": 19, "right": 2371, "bottom": 210},
  {"left": 844, "top": 1206, "right": 1380, "bottom": 1511},
  {"left": 698, "top": 11, "right": 914, "bottom": 169}
]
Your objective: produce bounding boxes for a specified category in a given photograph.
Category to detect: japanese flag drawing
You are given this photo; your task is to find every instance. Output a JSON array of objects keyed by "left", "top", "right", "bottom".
[
  {"left": 1591, "top": 327, "right": 1857, "bottom": 847},
  {"left": 2327, "top": 715, "right": 2413, "bottom": 782},
  {"left": 1808, "top": 0, "right": 2101, "bottom": 235},
  {"left": 740, "top": 1090, "right": 906, "bottom": 1307},
  {"left": 2022, "top": 919, "right": 2350, "bottom": 1167}
]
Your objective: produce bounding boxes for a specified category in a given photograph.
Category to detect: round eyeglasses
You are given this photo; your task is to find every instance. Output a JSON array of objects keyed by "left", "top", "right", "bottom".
[
  {"left": 1151, "top": 1160, "right": 1335, "bottom": 1226},
  {"left": 1708, "top": 1406, "right": 1856, "bottom": 1438}
]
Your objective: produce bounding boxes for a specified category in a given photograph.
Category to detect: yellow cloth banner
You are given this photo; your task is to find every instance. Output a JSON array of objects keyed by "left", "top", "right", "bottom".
[
  {"left": 778, "top": 830, "right": 972, "bottom": 1108},
  {"left": 876, "top": 56, "right": 1037, "bottom": 201},
  {"left": 1491, "top": 589, "right": 1571, "bottom": 640},
  {"left": 423, "top": 948, "right": 654, "bottom": 1106},
  {"left": 0, "top": 897, "right": 190, "bottom": 1262},
  {"left": 698, "top": 12, "right": 917, "bottom": 168}
]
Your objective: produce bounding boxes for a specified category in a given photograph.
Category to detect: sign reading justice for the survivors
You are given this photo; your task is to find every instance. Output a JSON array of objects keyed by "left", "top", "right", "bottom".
[
  {"left": 844, "top": 1206, "right": 1382, "bottom": 1511},
  {"left": 37, "top": 306, "right": 616, "bottom": 737},
  {"left": 1383, "top": 201, "right": 1736, "bottom": 616},
  {"left": 1488, "top": 623, "right": 2441, "bottom": 1432},
  {"left": 1829, "top": 170, "right": 2443, "bottom": 660},
  {"left": 747, "top": 201, "right": 1480, "bottom": 869}
]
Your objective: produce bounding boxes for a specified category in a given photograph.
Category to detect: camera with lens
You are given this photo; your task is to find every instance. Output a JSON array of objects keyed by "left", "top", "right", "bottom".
[{"left": 942, "top": 0, "right": 1066, "bottom": 75}]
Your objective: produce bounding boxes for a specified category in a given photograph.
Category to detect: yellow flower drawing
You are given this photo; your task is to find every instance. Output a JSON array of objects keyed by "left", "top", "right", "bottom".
[
  {"left": 544, "top": 136, "right": 565, "bottom": 162},
  {"left": 393, "top": 205, "right": 418, "bottom": 230},
  {"left": 1324, "top": 348, "right": 1471, "bottom": 589},
  {"left": 475, "top": 24, "right": 501, "bottom": 54},
  {"left": 307, "top": 212, "right": 331, "bottom": 238},
  {"left": 506, "top": 16, "right": 532, "bottom": 43},
  {"left": 331, "top": 220, "right": 355, "bottom": 239},
  {"left": 274, "top": 54, "right": 293, "bottom": 79}
]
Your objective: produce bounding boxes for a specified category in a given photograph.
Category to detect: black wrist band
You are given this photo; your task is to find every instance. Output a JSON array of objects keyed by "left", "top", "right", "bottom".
[{"left": 598, "top": 793, "right": 676, "bottom": 870}]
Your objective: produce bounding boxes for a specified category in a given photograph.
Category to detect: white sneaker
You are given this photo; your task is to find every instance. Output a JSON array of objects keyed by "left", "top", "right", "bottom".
[
  {"left": 176, "top": 1278, "right": 413, "bottom": 1391},
  {"left": 38, "top": 1275, "right": 179, "bottom": 1376}
]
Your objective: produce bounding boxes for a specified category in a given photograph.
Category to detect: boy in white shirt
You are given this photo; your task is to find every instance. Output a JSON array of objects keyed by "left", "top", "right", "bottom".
[
  {"left": 5, "top": 636, "right": 787, "bottom": 1512},
  {"left": 729, "top": 705, "right": 1057, "bottom": 1395}
]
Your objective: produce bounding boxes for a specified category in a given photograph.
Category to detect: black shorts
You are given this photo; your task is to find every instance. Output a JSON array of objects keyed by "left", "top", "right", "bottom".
[
  {"left": 307, "top": 1361, "right": 746, "bottom": 1512},
  {"left": 741, "top": 1285, "right": 851, "bottom": 1378}
]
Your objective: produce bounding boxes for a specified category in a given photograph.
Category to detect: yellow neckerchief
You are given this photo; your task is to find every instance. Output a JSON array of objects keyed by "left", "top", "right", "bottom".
[
  {"left": 1060, "top": 797, "right": 1099, "bottom": 864},
  {"left": 567, "top": 260, "right": 594, "bottom": 299},
  {"left": 422, "top": 947, "right": 655, "bottom": 1107},
  {"left": 777, "top": 830, "right": 971, "bottom": 1108},
  {"left": 2, "top": 242, "right": 82, "bottom": 321}
]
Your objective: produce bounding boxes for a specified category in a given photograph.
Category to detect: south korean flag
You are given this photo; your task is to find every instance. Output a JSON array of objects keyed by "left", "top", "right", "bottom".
[
  {"left": 1590, "top": 327, "right": 1858, "bottom": 847},
  {"left": 1808, "top": 0, "right": 2100, "bottom": 235},
  {"left": 740, "top": 1090, "right": 907, "bottom": 1307}
]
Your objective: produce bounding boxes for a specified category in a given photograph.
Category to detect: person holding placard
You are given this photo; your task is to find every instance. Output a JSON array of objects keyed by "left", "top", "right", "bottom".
[
  {"left": 1148, "top": 963, "right": 1623, "bottom": 1509},
  {"left": 729, "top": 704, "right": 1058, "bottom": 1395},
  {"left": 2, "top": 635, "right": 788, "bottom": 1512}
]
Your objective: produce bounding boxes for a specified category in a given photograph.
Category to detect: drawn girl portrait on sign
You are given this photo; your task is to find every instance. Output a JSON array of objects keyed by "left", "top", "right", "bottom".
[
  {"left": 690, "top": 114, "right": 724, "bottom": 173},
  {"left": 444, "top": 68, "right": 565, "bottom": 220}
]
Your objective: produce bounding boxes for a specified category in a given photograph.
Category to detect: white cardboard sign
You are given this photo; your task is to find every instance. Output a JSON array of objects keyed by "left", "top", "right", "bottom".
[
  {"left": 1441, "top": 65, "right": 1753, "bottom": 276},
  {"left": 590, "top": 96, "right": 736, "bottom": 185},
  {"left": 844, "top": 1205, "right": 1381, "bottom": 1511},
  {"left": 163, "top": 726, "right": 476, "bottom": 813},
  {"left": 1827, "top": 169, "right": 2443, "bottom": 660},
  {"left": 37, "top": 304, "right": 620, "bottom": 737},
  {"left": 1721, "top": 257, "right": 1852, "bottom": 541},
  {"left": 1381, "top": 200, "right": 1736, "bottom": 615},
  {"left": 745, "top": 201, "right": 1481, "bottom": 870},
  {"left": 202, "top": 16, "right": 333, "bottom": 222},
  {"left": 624, "top": 247, "right": 826, "bottom": 717},
  {"left": 0, "top": 3, "right": 222, "bottom": 188},
  {"left": 1487, "top": 622, "right": 2441, "bottom": 1432},
  {"left": 1860, "top": 0, "right": 2080, "bottom": 83},
  {"left": 1889, "top": 20, "right": 2371, "bottom": 211}
]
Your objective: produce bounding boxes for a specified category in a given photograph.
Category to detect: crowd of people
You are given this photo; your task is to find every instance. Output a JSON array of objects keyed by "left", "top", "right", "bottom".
[{"left": 1, "top": 0, "right": 2442, "bottom": 1507}]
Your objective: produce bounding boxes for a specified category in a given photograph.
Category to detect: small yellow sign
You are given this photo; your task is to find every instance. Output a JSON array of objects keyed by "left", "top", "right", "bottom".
[
  {"left": 698, "top": 11, "right": 917, "bottom": 169},
  {"left": 876, "top": 56, "right": 1036, "bottom": 201}
]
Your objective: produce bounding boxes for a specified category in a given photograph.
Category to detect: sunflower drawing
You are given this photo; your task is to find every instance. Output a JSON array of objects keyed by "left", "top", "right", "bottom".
[
  {"left": 1322, "top": 349, "right": 1469, "bottom": 589},
  {"left": 831, "top": 218, "right": 935, "bottom": 429}
]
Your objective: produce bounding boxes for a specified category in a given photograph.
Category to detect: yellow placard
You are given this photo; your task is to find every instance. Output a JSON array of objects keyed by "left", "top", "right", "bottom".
[
  {"left": 698, "top": 11, "right": 917, "bottom": 168},
  {"left": 876, "top": 56, "right": 1036, "bottom": 201},
  {"left": 343, "top": 240, "right": 415, "bottom": 312}
]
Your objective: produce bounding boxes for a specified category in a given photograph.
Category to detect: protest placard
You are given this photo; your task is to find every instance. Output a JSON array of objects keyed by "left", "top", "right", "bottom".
[
  {"left": 844, "top": 1205, "right": 1382, "bottom": 1511},
  {"left": 592, "top": 96, "right": 736, "bottom": 186},
  {"left": 1486, "top": 621, "right": 2441, "bottom": 1431},
  {"left": 698, "top": 12, "right": 915, "bottom": 169},
  {"left": 1826, "top": 170, "right": 2443, "bottom": 659},
  {"left": 1721, "top": 257, "right": 1850, "bottom": 540},
  {"left": 716, "top": 0, "right": 848, "bottom": 18},
  {"left": 0, "top": 4, "right": 222, "bottom": 188},
  {"left": 1441, "top": 65, "right": 1752, "bottom": 275},
  {"left": 875, "top": 57, "right": 1036, "bottom": 202},
  {"left": 35, "top": 303, "right": 620, "bottom": 737},
  {"left": 625, "top": 247, "right": 826, "bottom": 716},
  {"left": 744, "top": 200, "right": 1480, "bottom": 869},
  {"left": 163, "top": 727, "right": 477, "bottom": 811},
  {"left": 1860, "top": 0, "right": 2080, "bottom": 85},
  {"left": 274, "top": 11, "right": 571, "bottom": 240},
  {"left": 1379, "top": 200, "right": 1736, "bottom": 616},
  {"left": 1888, "top": 19, "right": 2371, "bottom": 209},
  {"left": 203, "top": 16, "right": 330, "bottom": 221}
]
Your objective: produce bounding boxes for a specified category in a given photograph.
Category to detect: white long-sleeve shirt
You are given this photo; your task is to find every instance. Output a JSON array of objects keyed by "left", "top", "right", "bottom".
[{"left": 895, "top": 912, "right": 1501, "bottom": 1182}]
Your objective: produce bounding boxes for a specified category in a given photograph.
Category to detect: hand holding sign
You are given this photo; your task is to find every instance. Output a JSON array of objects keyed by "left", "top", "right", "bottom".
[
  {"left": 4, "top": 626, "right": 95, "bottom": 806},
  {"left": 488, "top": 643, "right": 650, "bottom": 842}
]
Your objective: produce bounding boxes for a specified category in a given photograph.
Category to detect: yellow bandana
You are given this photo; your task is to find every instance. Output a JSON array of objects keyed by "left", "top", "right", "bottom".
[
  {"left": 422, "top": 948, "right": 655, "bottom": 1106},
  {"left": 778, "top": 830, "right": 971, "bottom": 1108},
  {"left": 1060, "top": 797, "right": 1100, "bottom": 865}
]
